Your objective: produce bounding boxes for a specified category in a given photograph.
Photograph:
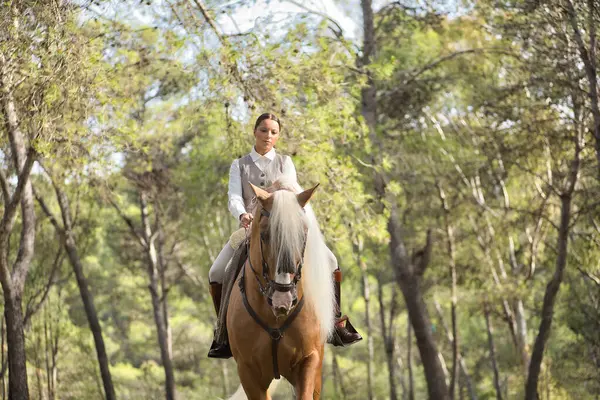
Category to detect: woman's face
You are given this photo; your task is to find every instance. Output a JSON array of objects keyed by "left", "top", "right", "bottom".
[{"left": 254, "top": 119, "right": 280, "bottom": 155}]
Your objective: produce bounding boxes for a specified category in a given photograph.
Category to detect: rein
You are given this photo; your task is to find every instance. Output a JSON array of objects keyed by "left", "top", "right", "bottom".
[
  {"left": 238, "top": 206, "right": 306, "bottom": 379},
  {"left": 239, "top": 261, "right": 304, "bottom": 379}
]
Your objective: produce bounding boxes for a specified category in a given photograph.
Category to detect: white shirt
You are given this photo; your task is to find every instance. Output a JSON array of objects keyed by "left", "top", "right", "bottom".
[{"left": 228, "top": 147, "right": 297, "bottom": 220}]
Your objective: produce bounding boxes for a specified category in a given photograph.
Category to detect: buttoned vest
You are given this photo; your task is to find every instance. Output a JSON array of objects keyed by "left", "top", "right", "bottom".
[{"left": 239, "top": 153, "right": 287, "bottom": 213}]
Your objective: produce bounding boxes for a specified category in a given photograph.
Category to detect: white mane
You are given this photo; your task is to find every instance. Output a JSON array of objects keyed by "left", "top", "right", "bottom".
[
  {"left": 269, "top": 191, "right": 308, "bottom": 274},
  {"left": 268, "top": 178, "right": 335, "bottom": 342}
]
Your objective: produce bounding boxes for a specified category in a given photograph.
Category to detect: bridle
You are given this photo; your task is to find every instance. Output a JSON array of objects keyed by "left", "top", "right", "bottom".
[
  {"left": 245, "top": 207, "right": 307, "bottom": 307},
  {"left": 238, "top": 204, "right": 307, "bottom": 379}
]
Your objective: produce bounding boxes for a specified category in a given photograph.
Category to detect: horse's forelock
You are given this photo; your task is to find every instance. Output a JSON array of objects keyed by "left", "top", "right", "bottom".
[{"left": 268, "top": 190, "right": 307, "bottom": 274}]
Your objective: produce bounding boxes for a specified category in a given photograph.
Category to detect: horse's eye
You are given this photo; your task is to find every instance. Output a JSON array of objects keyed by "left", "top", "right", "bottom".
[{"left": 260, "top": 231, "right": 270, "bottom": 242}]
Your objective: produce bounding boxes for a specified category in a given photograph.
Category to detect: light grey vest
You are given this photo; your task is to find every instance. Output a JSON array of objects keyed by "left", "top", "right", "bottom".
[{"left": 239, "top": 153, "right": 287, "bottom": 213}]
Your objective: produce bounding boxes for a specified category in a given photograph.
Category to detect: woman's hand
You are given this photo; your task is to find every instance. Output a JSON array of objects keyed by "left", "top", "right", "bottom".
[{"left": 240, "top": 213, "right": 253, "bottom": 228}]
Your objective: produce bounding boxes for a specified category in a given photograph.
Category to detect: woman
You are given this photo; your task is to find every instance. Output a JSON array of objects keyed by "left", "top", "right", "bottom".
[{"left": 208, "top": 113, "right": 361, "bottom": 358}]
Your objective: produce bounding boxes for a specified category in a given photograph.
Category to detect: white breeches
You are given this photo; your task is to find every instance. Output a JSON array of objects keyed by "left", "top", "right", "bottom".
[
  {"left": 208, "top": 242, "right": 235, "bottom": 283},
  {"left": 208, "top": 240, "right": 338, "bottom": 284}
]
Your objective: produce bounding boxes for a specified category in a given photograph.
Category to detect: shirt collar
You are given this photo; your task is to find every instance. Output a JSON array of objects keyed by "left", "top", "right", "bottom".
[{"left": 251, "top": 146, "right": 276, "bottom": 162}]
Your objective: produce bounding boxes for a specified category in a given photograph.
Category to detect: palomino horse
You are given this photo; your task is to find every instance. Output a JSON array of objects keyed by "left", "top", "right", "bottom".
[{"left": 227, "top": 182, "right": 335, "bottom": 400}]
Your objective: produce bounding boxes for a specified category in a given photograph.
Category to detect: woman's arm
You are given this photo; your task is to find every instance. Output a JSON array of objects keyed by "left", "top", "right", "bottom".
[{"left": 228, "top": 159, "right": 247, "bottom": 221}]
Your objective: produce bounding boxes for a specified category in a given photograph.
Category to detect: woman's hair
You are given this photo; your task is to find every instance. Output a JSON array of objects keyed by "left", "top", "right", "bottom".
[{"left": 254, "top": 113, "right": 281, "bottom": 131}]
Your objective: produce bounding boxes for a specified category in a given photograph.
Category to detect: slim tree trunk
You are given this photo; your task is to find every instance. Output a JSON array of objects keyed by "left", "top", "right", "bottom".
[
  {"left": 564, "top": 0, "right": 600, "bottom": 179},
  {"left": 362, "top": 270, "right": 374, "bottom": 400},
  {"left": 513, "top": 299, "right": 530, "bottom": 371},
  {"left": 140, "top": 193, "right": 176, "bottom": 400},
  {"left": 394, "top": 343, "right": 408, "bottom": 400},
  {"left": 221, "top": 363, "right": 229, "bottom": 399},
  {"left": 438, "top": 184, "right": 459, "bottom": 399},
  {"left": 407, "top": 323, "right": 414, "bottom": 400},
  {"left": 332, "top": 352, "right": 347, "bottom": 400},
  {"left": 355, "top": 236, "right": 374, "bottom": 400},
  {"left": 378, "top": 278, "right": 398, "bottom": 400},
  {"left": 155, "top": 210, "right": 173, "bottom": 362},
  {"left": 63, "top": 236, "right": 116, "bottom": 400},
  {"left": 35, "top": 178, "right": 117, "bottom": 400},
  {"left": 0, "top": 56, "right": 37, "bottom": 400},
  {"left": 43, "top": 308, "right": 53, "bottom": 400},
  {"left": 484, "top": 302, "right": 503, "bottom": 400},
  {"left": 524, "top": 129, "right": 581, "bottom": 399},
  {"left": 433, "top": 301, "right": 477, "bottom": 400},
  {"left": 1, "top": 317, "right": 5, "bottom": 400},
  {"left": 524, "top": 193, "right": 574, "bottom": 399}
]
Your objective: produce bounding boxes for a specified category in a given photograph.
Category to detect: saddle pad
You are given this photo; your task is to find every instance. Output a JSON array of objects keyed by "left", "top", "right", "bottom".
[{"left": 229, "top": 227, "right": 247, "bottom": 250}]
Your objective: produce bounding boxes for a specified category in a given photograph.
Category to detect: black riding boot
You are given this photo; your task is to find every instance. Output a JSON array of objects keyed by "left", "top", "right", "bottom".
[
  {"left": 329, "top": 269, "right": 362, "bottom": 347},
  {"left": 207, "top": 282, "right": 233, "bottom": 359}
]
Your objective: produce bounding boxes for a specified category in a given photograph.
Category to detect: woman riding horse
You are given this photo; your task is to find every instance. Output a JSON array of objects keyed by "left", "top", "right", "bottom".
[
  {"left": 227, "top": 181, "right": 331, "bottom": 399},
  {"left": 208, "top": 113, "right": 361, "bottom": 358}
]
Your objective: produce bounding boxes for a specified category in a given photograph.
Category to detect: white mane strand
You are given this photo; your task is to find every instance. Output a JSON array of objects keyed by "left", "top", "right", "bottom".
[{"left": 269, "top": 191, "right": 308, "bottom": 274}]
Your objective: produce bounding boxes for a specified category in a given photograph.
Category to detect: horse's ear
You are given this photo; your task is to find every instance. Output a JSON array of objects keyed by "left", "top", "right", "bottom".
[
  {"left": 250, "top": 183, "right": 271, "bottom": 201},
  {"left": 297, "top": 183, "right": 319, "bottom": 208}
]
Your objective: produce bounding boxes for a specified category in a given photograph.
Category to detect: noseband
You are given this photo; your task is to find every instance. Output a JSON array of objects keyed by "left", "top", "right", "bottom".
[{"left": 246, "top": 207, "right": 306, "bottom": 307}]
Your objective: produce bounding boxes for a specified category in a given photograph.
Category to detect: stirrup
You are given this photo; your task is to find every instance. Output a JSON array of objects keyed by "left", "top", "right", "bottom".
[
  {"left": 329, "top": 316, "right": 362, "bottom": 347},
  {"left": 208, "top": 340, "right": 233, "bottom": 359}
]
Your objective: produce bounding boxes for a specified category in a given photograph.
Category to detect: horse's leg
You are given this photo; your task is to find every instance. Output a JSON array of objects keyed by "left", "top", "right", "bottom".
[
  {"left": 294, "top": 350, "right": 322, "bottom": 400},
  {"left": 312, "top": 346, "right": 324, "bottom": 400},
  {"left": 237, "top": 363, "right": 271, "bottom": 400}
]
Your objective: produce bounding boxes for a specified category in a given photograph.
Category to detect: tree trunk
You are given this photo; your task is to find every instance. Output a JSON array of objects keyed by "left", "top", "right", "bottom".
[
  {"left": 514, "top": 299, "right": 530, "bottom": 371},
  {"left": 140, "top": 193, "right": 176, "bottom": 400},
  {"left": 1, "top": 317, "right": 5, "bottom": 400},
  {"left": 389, "top": 214, "right": 450, "bottom": 400},
  {"left": 438, "top": 184, "right": 459, "bottom": 399},
  {"left": 564, "top": 0, "right": 600, "bottom": 179},
  {"left": 358, "top": 0, "right": 447, "bottom": 396},
  {"left": 471, "top": 218, "right": 523, "bottom": 358},
  {"left": 1, "top": 57, "right": 37, "bottom": 400},
  {"left": 378, "top": 278, "right": 398, "bottom": 400},
  {"left": 220, "top": 363, "right": 229, "bottom": 399},
  {"left": 332, "top": 352, "right": 346, "bottom": 399},
  {"left": 407, "top": 323, "right": 414, "bottom": 400},
  {"left": 156, "top": 212, "right": 173, "bottom": 362},
  {"left": 524, "top": 193, "right": 573, "bottom": 399},
  {"left": 63, "top": 236, "right": 116, "bottom": 400},
  {"left": 484, "top": 302, "right": 503, "bottom": 400},
  {"left": 43, "top": 308, "right": 54, "bottom": 400},
  {"left": 433, "top": 301, "right": 477, "bottom": 400},
  {"left": 524, "top": 130, "right": 581, "bottom": 399},
  {"left": 362, "top": 270, "right": 374, "bottom": 400},
  {"left": 35, "top": 178, "right": 117, "bottom": 400},
  {"left": 4, "top": 295, "right": 29, "bottom": 400},
  {"left": 355, "top": 237, "right": 374, "bottom": 400}
]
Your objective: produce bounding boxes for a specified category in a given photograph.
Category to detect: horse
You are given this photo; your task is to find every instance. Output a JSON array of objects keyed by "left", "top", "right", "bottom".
[{"left": 226, "top": 181, "right": 335, "bottom": 400}]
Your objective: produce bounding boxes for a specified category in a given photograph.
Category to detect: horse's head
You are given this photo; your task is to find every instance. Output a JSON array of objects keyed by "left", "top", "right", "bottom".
[{"left": 249, "top": 182, "right": 318, "bottom": 318}]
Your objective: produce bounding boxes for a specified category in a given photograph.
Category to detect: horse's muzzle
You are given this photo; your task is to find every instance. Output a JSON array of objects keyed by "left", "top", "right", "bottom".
[{"left": 268, "top": 287, "right": 298, "bottom": 317}]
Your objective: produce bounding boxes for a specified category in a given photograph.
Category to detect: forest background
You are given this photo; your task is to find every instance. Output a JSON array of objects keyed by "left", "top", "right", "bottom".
[{"left": 1, "top": 0, "right": 599, "bottom": 399}]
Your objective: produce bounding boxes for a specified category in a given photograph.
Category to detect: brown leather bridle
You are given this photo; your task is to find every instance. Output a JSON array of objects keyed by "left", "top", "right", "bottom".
[{"left": 238, "top": 206, "right": 307, "bottom": 379}]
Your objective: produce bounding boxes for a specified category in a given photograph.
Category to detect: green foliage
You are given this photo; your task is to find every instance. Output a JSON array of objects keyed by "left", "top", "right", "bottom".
[{"left": 1, "top": 0, "right": 599, "bottom": 398}]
